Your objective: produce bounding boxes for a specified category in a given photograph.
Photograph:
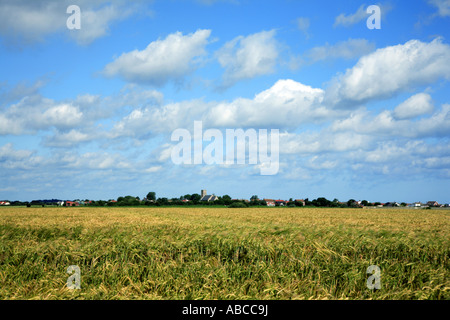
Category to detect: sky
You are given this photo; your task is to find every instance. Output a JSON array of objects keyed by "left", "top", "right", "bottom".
[{"left": 0, "top": 0, "right": 449, "bottom": 203}]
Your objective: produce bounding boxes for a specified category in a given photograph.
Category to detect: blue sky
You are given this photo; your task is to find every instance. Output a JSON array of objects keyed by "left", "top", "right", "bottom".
[{"left": 0, "top": 0, "right": 449, "bottom": 203}]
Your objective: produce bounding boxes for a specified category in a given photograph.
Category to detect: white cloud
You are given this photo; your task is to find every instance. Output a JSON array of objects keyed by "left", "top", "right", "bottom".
[
  {"left": 0, "top": 143, "right": 45, "bottom": 170},
  {"left": 43, "top": 129, "right": 94, "bottom": 148},
  {"left": 429, "top": 0, "right": 450, "bottom": 17},
  {"left": 0, "top": 80, "right": 46, "bottom": 107},
  {"left": 69, "top": 4, "right": 136, "bottom": 45},
  {"left": 296, "top": 17, "right": 310, "bottom": 38},
  {"left": 103, "top": 29, "right": 212, "bottom": 86},
  {"left": 416, "top": 103, "right": 450, "bottom": 137},
  {"left": 0, "top": 0, "right": 143, "bottom": 45},
  {"left": 0, "top": 83, "right": 168, "bottom": 144},
  {"left": 109, "top": 79, "right": 332, "bottom": 139},
  {"left": 307, "top": 156, "right": 338, "bottom": 170},
  {"left": 332, "top": 102, "right": 450, "bottom": 139},
  {"left": 42, "top": 103, "right": 83, "bottom": 128},
  {"left": 215, "top": 30, "right": 279, "bottom": 87},
  {"left": 363, "top": 141, "right": 419, "bottom": 163},
  {"left": 0, "top": 95, "right": 85, "bottom": 134},
  {"left": 420, "top": 156, "right": 450, "bottom": 169},
  {"left": 0, "top": 114, "right": 22, "bottom": 135},
  {"left": 325, "top": 38, "right": 450, "bottom": 107},
  {"left": 306, "top": 38, "right": 376, "bottom": 62},
  {"left": 62, "top": 151, "right": 131, "bottom": 170},
  {"left": 109, "top": 99, "right": 213, "bottom": 139},
  {"left": 0, "top": 143, "right": 32, "bottom": 161},
  {"left": 0, "top": 0, "right": 63, "bottom": 43},
  {"left": 333, "top": 3, "right": 391, "bottom": 28},
  {"left": 393, "top": 93, "right": 434, "bottom": 119},
  {"left": 279, "top": 130, "right": 372, "bottom": 155},
  {"left": 334, "top": 4, "right": 368, "bottom": 27},
  {"left": 145, "top": 166, "right": 163, "bottom": 173},
  {"left": 206, "top": 79, "right": 329, "bottom": 128}
]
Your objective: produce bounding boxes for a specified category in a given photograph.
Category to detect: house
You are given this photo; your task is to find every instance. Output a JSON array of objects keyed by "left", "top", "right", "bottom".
[
  {"left": 295, "top": 199, "right": 306, "bottom": 206},
  {"left": 201, "top": 195, "right": 218, "bottom": 202},
  {"left": 275, "top": 200, "right": 287, "bottom": 206},
  {"left": 384, "top": 202, "right": 400, "bottom": 207},
  {"left": 264, "top": 199, "right": 276, "bottom": 207},
  {"left": 200, "top": 189, "right": 218, "bottom": 202},
  {"left": 408, "top": 202, "right": 422, "bottom": 207},
  {"left": 0, "top": 201, "right": 10, "bottom": 206},
  {"left": 426, "top": 201, "right": 439, "bottom": 207},
  {"left": 65, "top": 201, "right": 80, "bottom": 207}
]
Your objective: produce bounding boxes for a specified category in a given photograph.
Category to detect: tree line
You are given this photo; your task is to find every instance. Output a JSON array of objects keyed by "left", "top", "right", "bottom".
[{"left": 5, "top": 193, "right": 390, "bottom": 208}]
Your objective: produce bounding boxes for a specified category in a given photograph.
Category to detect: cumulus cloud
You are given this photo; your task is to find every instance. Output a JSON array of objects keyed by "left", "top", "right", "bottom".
[
  {"left": 363, "top": 141, "right": 425, "bottom": 164},
  {"left": 42, "top": 129, "right": 97, "bottom": 148},
  {"left": 305, "top": 38, "right": 376, "bottom": 62},
  {"left": 215, "top": 30, "right": 279, "bottom": 87},
  {"left": 0, "top": 82, "right": 166, "bottom": 146},
  {"left": 62, "top": 151, "right": 132, "bottom": 170},
  {"left": 393, "top": 93, "right": 434, "bottom": 119},
  {"left": 325, "top": 38, "right": 450, "bottom": 108},
  {"left": 0, "top": 0, "right": 63, "bottom": 43},
  {"left": 103, "top": 29, "right": 212, "bottom": 86},
  {"left": 0, "top": 143, "right": 45, "bottom": 170},
  {"left": 109, "top": 79, "right": 334, "bottom": 139},
  {"left": 69, "top": 3, "right": 137, "bottom": 45},
  {"left": 0, "top": 95, "right": 84, "bottom": 135},
  {"left": 0, "top": 0, "right": 143, "bottom": 45},
  {"left": 279, "top": 130, "right": 372, "bottom": 155},
  {"left": 205, "top": 79, "right": 329, "bottom": 128},
  {"left": 109, "top": 99, "right": 213, "bottom": 139},
  {"left": 331, "top": 102, "right": 450, "bottom": 139},
  {"left": 0, "top": 80, "right": 46, "bottom": 107}
]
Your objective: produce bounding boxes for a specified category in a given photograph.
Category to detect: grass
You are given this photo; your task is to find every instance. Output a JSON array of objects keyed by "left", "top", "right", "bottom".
[{"left": 0, "top": 206, "right": 448, "bottom": 300}]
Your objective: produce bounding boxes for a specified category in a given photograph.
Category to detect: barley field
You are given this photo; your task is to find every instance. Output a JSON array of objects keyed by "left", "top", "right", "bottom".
[{"left": 0, "top": 206, "right": 448, "bottom": 300}]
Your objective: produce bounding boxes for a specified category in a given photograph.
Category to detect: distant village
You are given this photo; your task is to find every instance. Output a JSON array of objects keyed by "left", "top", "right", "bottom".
[{"left": 0, "top": 189, "right": 448, "bottom": 209}]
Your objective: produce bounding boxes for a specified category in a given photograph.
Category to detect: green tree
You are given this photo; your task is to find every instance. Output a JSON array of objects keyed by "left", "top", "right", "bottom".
[
  {"left": 347, "top": 199, "right": 357, "bottom": 207},
  {"left": 157, "top": 197, "right": 169, "bottom": 205},
  {"left": 331, "top": 198, "right": 340, "bottom": 207},
  {"left": 190, "top": 194, "right": 201, "bottom": 203},
  {"left": 228, "top": 202, "right": 247, "bottom": 208},
  {"left": 222, "top": 195, "right": 232, "bottom": 205},
  {"left": 146, "top": 192, "right": 156, "bottom": 201},
  {"left": 312, "top": 197, "right": 331, "bottom": 207}
]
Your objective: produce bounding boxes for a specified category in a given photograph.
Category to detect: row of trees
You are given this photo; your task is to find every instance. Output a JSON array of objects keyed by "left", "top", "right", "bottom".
[
  {"left": 8, "top": 193, "right": 396, "bottom": 208},
  {"left": 87, "top": 194, "right": 380, "bottom": 208},
  {"left": 303, "top": 198, "right": 388, "bottom": 207}
]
